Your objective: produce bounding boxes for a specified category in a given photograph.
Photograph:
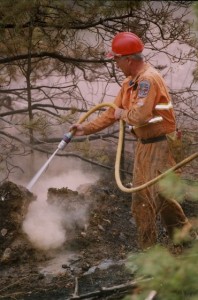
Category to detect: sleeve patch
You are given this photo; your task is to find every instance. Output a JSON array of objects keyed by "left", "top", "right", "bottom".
[
  {"left": 138, "top": 80, "right": 150, "bottom": 98},
  {"left": 136, "top": 99, "right": 145, "bottom": 107}
]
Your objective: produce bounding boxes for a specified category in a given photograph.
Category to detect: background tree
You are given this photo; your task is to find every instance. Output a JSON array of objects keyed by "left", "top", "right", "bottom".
[{"left": 0, "top": 0, "right": 197, "bottom": 183}]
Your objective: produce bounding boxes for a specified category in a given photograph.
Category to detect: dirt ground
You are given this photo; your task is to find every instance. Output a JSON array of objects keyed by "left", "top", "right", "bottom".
[{"left": 0, "top": 173, "right": 198, "bottom": 300}]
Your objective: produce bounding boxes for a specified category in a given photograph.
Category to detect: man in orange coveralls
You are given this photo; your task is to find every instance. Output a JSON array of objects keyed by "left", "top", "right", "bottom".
[{"left": 70, "top": 32, "right": 192, "bottom": 250}]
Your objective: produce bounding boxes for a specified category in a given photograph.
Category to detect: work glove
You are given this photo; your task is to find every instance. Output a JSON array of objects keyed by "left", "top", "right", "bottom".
[
  {"left": 114, "top": 108, "right": 124, "bottom": 120},
  {"left": 69, "top": 124, "right": 85, "bottom": 136}
]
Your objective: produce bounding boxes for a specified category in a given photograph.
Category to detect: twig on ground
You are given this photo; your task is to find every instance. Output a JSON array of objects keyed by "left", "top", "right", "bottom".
[{"left": 72, "top": 277, "right": 79, "bottom": 297}]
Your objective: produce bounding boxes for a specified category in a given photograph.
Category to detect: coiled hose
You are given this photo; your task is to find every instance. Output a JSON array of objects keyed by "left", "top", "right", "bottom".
[{"left": 72, "top": 102, "right": 198, "bottom": 193}]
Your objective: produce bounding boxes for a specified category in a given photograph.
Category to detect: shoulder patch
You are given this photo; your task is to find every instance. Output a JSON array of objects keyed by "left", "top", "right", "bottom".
[{"left": 138, "top": 80, "right": 150, "bottom": 98}]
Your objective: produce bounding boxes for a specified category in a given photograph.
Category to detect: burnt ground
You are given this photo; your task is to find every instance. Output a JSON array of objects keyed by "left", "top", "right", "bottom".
[{"left": 0, "top": 175, "right": 198, "bottom": 300}]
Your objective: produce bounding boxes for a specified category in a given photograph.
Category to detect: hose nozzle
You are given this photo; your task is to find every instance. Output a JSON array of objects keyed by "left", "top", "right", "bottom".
[{"left": 58, "top": 132, "right": 73, "bottom": 150}]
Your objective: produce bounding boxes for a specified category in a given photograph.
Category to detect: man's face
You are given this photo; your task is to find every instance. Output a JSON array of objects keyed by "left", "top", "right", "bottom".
[{"left": 113, "top": 56, "right": 131, "bottom": 77}]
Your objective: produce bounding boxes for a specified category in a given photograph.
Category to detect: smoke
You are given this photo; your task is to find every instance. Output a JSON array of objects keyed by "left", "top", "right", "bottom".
[
  {"left": 22, "top": 163, "right": 100, "bottom": 251},
  {"left": 22, "top": 200, "right": 66, "bottom": 251},
  {"left": 22, "top": 195, "right": 90, "bottom": 251},
  {"left": 31, "top": 168, "right": 100, "bottom": 194}
]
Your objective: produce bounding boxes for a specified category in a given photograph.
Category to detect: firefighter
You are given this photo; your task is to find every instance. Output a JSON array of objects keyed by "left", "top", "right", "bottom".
[{"left": 70, "top": 32, "right": 193, "bottom": 250}]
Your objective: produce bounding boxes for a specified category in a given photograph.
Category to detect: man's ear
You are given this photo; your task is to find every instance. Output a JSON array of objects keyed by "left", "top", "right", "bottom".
[{"left": 127, "top": 57, "right": 133, "bottom": 65}]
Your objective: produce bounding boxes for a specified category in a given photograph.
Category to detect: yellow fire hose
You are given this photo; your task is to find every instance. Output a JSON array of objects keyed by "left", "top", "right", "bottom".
[
  {"left": 74, "top": 102, "right": 198, "bottom": 193},
  {"left": 27, "top": 102, "right": 198, "bottom": 192}
]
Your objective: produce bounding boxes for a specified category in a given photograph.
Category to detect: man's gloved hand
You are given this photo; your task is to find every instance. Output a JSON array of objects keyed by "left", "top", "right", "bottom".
[
  {"left": 69, "top": 124, "right": 85, "bottom": 136},
  {"left": 114, "top": 108, "right": 124, "bottom": 120}
]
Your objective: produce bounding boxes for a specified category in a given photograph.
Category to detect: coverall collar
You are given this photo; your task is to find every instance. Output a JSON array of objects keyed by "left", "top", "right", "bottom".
[{"left": 128, "top": 62, "right": 150, "bottom": 85}]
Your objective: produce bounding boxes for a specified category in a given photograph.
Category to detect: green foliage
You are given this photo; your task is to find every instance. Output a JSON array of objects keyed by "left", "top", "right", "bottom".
[
  {"left": 22, "top": 113, "right": 51, "bottom": 138},
  {"left": 185, "top": 180, "right": 198, "bottom": 201},
  {"left": 158, "top": 172, "right": 198, "bottom": 203},
  {"left": 125, "top": 243, "right": 198, "bottom": 300},
  {"left": 158, "top": 172, "right": 186, "bottom": 202},
  {"left": 73, "top": 139, "right": 110, "bottom": 164},
  {"left": 124, "top": 172, "right": 198, "bottom": 300},
  {"left": 193, "top": 1, "right": 198, "bottom": 24},
  {"left": 73, "top": 139, "right": 91, "bottom": 155},
  {"left": 58, "top": 107, "right": 79, "bottom": 124}
]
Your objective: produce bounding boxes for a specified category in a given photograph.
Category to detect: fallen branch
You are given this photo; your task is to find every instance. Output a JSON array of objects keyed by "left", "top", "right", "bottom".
[
  {"left": 0, "top": 276, "right": 30, "bottom": 293},
  {"left": 67, "top": 277, "right": 150, "bottom": 300}
]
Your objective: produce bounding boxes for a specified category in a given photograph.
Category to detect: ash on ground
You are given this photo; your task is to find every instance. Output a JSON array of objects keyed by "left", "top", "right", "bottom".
[{"left": 0, "top": 176, "right": 198, "bottom": 300}]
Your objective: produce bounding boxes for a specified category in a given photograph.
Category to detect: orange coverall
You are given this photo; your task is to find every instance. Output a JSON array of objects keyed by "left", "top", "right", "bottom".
[{"left": 82, "top": 62, "right": 190, "bottom": 249}]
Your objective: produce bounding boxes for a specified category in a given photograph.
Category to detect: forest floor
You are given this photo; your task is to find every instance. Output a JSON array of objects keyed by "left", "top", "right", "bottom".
[{"left": 0, "top": 172, "right": 198, "bottom": 300}]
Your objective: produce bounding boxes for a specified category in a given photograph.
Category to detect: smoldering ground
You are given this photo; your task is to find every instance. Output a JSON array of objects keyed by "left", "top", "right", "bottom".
[
  {"left": 22, "top": 190, "right": 91, "bottom": 251},
  {"left": 23, "top": 178, "right": 100, "bottom": 251},
  {"left": 11, "top": 155, "right": 101, "bottom": 252}
]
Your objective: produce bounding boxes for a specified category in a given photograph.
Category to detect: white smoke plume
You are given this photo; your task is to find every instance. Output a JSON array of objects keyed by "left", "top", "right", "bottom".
[
  {"left": 22, "top": 162, "right": 100, "bottom": 251},
  {"left": 22, "top": 200, "right": 66, "bottom": 251}
]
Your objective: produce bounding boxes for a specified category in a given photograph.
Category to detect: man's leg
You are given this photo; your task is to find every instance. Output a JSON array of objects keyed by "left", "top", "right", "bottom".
[
  {"left": 132, "top": 191, "right": 157, "bottom": 249},
  {"left": 158, "top": 194, "right": 192, "bottom": 240}
]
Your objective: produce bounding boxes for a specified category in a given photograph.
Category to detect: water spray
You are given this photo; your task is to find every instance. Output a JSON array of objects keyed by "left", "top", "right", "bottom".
[
  {"left": 26, "top": 131, "right": 74, "bottom": 191},
  {"left": 27, "top": 103, "right": 198, "bottom": 193}
]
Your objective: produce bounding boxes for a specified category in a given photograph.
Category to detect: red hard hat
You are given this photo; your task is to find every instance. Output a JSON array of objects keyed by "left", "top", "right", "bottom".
[{"left": 107, "top": 32, "right": 144, "bottom": 58}]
